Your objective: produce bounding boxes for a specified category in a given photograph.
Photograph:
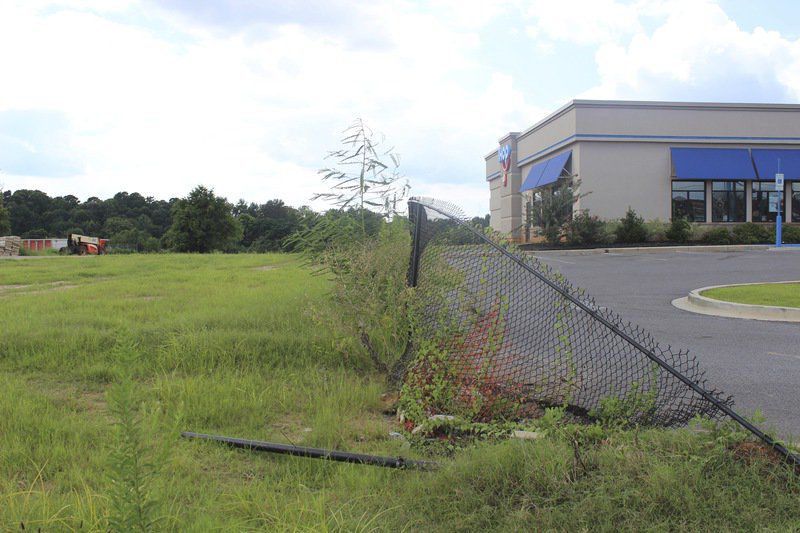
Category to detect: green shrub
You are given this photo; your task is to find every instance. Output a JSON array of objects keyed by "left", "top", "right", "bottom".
[
  {"left": 644, "top": 220, "right": 668, "bottom": 242},
  {"left": 665, "top": 217, "right": 692, "bottom": 243},
  {"left": 782, "top": 224, "right": 800, "bottom": 244},
  {"left": 312, "top": 218, "right": 412, "bottom": 376},
  {"left": 615, "top": 207, "right": 648, "bottom": 244},
  {"left": 564, "top": 211, "right": 606, "bottom": 246},
  {"left": 732, "top": 222, "right": 771, "bottom": 244},
  {"left": 701, "top": 227, "right": 733, "bottom": 245}
]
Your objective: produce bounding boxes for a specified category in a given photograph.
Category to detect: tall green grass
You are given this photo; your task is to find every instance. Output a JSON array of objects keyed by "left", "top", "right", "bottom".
[{"left": 0, "top": 254, "right": 798, "bottom": 530}]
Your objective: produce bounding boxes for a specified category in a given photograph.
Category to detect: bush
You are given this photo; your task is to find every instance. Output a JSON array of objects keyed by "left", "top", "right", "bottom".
[
  {"left": 564, "top": 211, "right": 606, "bottom": 246},
  {"left": 732, "top": 222, "right": 771, "bottom": 244},
  {"left": 308, "top": 217, "right": 412, "bottom": 376},
  {"left": 645, "top": 220, "right": 668, "bottom": 242},
  {"left": 615, "top": 207, "right": 648, "bottom": 244},
  {"left": 701, "top": 227, "right": 733, "bottom": 245},
  {"left": 665, "top": 217, "right": 692, "bottom": 243},
  {"left": 782, "top": 224, "right": 800, "bottom": 244}
]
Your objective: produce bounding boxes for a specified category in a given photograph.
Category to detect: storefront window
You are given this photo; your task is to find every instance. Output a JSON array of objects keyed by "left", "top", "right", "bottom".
[
  {"left": 712, "top": 181, "right": 745, "bottom": 222},
  {"left": 752, "top": 181, "right": 782, "bottom": 223},
  {"left": 793, "top": 182, "right": 800, "bottom": 223},
  {"left": 671, "top": 181, "right": 705, "bottom": 222}
]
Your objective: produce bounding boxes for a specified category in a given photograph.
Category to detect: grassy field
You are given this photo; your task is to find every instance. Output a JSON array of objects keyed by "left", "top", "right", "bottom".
[
  {"left": 1, "top": 254, "right": 799, "bottom": 531},
  {"left": 703, "top": 282, "right": 800, "bottom": 308}
]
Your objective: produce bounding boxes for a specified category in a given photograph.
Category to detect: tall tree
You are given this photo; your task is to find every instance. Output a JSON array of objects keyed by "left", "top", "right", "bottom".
[
  {"left": 0, "top": 190, "right": 10, "bottom": 235},
  {"left": 164, "top": 185, "right": 242, "bottom": 252}
]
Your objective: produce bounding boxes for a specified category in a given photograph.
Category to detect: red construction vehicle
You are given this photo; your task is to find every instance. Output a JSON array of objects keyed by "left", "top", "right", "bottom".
[{"left": 60, "top": 234, "right": 109, "bottom": 255}]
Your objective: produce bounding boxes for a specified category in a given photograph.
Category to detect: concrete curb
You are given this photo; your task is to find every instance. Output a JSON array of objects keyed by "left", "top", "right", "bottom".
[
  {"left": 528, "top": 244, "right": 770, "bottom": 256},
  {"left": 768, "top": 246, "right": 800, "bottom": 252},
  {"left": 672, "top": 281, "right": 800, "bottom": 323}
]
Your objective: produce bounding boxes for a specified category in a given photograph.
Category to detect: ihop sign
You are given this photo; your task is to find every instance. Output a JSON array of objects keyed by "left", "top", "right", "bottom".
[{"left": 498, "top": 144, "right": 512, "bottom": 186}]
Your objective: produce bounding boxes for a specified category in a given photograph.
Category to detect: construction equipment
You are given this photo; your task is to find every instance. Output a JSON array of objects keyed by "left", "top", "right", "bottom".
[{"left": 60, "top": 234, "right": 109, "bottom": 255}]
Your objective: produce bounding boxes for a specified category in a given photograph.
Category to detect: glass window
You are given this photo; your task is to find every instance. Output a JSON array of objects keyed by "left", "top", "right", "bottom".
[
  {"left": 793, "top": 182, "right": 800, "bottom": 223},
  {"left": 712, "top": 181, "right": 745, "bottom": 222},
  {"left": 671, "top": 181, "right": 705, "bottom": 222},
  {"left": 752, "top": 181, "right": 782, "bottom": 223}
]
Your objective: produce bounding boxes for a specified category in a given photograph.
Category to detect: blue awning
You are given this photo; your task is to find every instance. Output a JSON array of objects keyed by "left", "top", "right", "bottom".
[
  {"left": 520, "top": 159, "right": 548, "bottom": 192},
  {"left": 751, "top": 149, "right": 800, "bottom": 180},
  {"left": 520, "top": 150, "right": 572, "bottom": 192},
  {"left": 670, "top": 148, "right": 756, "bottom": 180}
]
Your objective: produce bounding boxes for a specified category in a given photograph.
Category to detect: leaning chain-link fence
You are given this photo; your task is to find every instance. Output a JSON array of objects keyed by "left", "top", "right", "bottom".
[{"left": 405, "top": 197, "right": 798, "bottom": 465}]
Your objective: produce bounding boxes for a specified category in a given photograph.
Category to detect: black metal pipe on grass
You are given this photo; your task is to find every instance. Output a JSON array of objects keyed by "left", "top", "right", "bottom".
[{"left": 181, "top": 431, "right": 438, "bottom": 470}]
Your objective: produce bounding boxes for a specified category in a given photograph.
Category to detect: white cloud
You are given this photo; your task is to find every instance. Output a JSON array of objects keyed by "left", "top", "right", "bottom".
[
  {"left": 0, "top": 0, "right": 531, "bottom": 215},
  {"left": 524, "top": 0, "right": 645, "bottom": 46},
  {"left": 8, "top": 0, "right": 798, "bottom": 220},
  {"left": 580, "top": 0, "right": 800, "bottom": 102}
]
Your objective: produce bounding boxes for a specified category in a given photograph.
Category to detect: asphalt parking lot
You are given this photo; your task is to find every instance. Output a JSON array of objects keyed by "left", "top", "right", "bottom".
[{"left": 535, "top": 248, "right": 800, "bottom": 437}]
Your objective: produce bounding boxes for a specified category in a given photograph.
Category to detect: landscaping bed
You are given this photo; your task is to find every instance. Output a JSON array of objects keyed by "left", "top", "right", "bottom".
[{"left": 702, "top": 282, "right": 800, "bottom": 309}]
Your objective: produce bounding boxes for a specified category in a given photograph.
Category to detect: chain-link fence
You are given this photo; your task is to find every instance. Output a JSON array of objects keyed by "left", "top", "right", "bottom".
[{"left": 406, "top": 197, "right": 797, "bottom": 465}]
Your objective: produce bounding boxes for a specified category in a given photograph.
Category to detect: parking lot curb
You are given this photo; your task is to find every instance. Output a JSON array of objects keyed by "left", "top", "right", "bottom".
[
  {"left": 672, "top": 281, "right": 800, "bottom": 323},
  {"left": 528, "top": 244, "right": 770, "bottom": 256}
]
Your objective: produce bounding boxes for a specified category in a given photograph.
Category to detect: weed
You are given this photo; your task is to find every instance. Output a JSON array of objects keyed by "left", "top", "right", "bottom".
[{"left": 106, "top": 344, "right": 162, "bottom": 532}]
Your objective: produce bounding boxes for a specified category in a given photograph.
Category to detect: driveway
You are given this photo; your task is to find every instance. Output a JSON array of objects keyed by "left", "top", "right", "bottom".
[{"left": 535, "top": 249, "right": 800, "bottom": 437}]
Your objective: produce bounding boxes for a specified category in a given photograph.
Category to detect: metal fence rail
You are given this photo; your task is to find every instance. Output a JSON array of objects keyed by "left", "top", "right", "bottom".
[{"left": 407, "top": 197, "right": 798, "bottom": 466}]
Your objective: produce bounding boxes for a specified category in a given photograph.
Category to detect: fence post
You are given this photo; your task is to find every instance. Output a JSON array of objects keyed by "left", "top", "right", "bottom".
[{"left": 407, "top": 201, "right": 424, "bottom": 287}]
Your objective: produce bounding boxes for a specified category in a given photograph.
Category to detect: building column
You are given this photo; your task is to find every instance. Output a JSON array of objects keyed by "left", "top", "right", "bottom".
[
  {"left": 745, "top": 181, "right": 752, "bottom": 222},
  {"left": 498, "top": 133, "right": 522, "bottom": 240},
  {"left": 705, "top": 181, "right": 713, "bottom": 223},
  {"left": 785, "top": 182, "right": 791, "bottom": 222}
]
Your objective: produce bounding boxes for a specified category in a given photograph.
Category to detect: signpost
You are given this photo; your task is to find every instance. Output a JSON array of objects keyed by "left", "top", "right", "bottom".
[{"left": 776, "top": 172, "right": 784, "bottom": 247}]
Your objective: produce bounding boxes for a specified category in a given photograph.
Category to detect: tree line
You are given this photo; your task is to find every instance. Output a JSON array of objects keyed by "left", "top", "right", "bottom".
[
  {"left": 0, "top": 185, "right": 490, "bottom": 254},
  {"left": 0, "top": 185, "right": 317, "bottom": 253}
]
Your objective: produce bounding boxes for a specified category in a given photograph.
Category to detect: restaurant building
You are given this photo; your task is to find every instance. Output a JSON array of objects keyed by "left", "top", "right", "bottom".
[{"left": 486, "top": 100, "right": 800, "bottom": 239}]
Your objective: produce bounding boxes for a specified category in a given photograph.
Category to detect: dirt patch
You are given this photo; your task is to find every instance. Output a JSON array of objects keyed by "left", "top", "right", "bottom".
[
  {"left": 23, "top": 284, "right": 79, "bottom": 295},
  {"left": 0, "top": 284, "right": 30, "bottom": 292},
  {"left": 253, "top": 265, "right": 279, "bottom": 271},
  {"left": 26, "top": 377, "right": 111, "bottom": 420},
  {"left": 77, "top": 390, "right": 110, "bottom": 416},
  {"left": 730, "top": 441, "right": 783, "bottom": 465},
  {"left": 0, "top": 281, "right": 79, "bottom": 296},
  {"left": 267, "top": 416, "right": 311, "bottom": 444}
]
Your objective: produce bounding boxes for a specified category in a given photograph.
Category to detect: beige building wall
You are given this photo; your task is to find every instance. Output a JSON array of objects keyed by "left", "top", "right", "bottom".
[
  {"left": 577, "top": 101, "right": 800, "bottom": 141},
  {"left": 578, "top": 142, "right": 670, "bottom": 221},
  {"left": 486, "top": 100, "right": 800, "bottom": 235},
  {"left": 515, "top": 107, "right": 577, "bottom": 166}
]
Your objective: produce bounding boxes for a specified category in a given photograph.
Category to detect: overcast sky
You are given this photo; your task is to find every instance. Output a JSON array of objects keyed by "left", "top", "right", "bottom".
[{"left": 3, "top": 0, "right": 800, "bottom": 215}]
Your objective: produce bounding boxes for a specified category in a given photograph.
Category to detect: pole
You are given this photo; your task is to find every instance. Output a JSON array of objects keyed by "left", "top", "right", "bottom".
[
  {"left": 407, "top": 201, "right": 424, "bottom": 287},
  {"left": 181, "top": 432, "right": 438, "bottom": 470},
  {"left": 777, "top": 193, "right": 783, "bottom": 247},
  {"left": 776, "top": 159, "right": 783, "bottom": 247}
]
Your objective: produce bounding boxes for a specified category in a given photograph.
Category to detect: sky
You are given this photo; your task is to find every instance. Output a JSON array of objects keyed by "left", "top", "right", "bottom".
[{"left": 2, "top": 0, "right": 800, "bottom": 215}]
